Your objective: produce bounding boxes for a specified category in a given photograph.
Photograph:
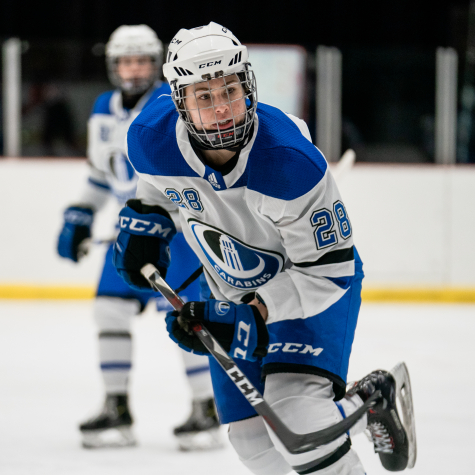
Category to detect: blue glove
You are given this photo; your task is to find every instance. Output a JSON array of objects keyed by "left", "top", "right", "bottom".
[
  {"left": 166, "top": 301, "right": 269, "bottom": 361},
  {"left": 113, "top": 199, "right": 177, "bottom": 290},
  {"left": 57, "top": 206, "right": 94, "bottom": 262}
]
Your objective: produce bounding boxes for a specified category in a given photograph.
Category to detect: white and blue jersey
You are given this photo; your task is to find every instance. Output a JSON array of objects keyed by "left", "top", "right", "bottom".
[
  {"left": 85, "top": 82, "right": 171, "bottom": 204},
  {"left": 78, "top": 82, "right": 204, "bottom": 308},
  {"left": 127, "top": 95, "right": 364, "bottom": 422}
]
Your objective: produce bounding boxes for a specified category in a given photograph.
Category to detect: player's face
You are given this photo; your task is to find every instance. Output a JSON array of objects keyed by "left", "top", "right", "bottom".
[
  {"left": 184, "top": 75, "right": 247, "bottom": 132},
  {"left": 116, "top": 56, "right": 154, "bottom": 83}
]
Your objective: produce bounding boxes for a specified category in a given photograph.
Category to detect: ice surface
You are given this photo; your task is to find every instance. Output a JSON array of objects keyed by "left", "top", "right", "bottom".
[{"left": 0, "top": 301, "right": 473, "bottom": 474}]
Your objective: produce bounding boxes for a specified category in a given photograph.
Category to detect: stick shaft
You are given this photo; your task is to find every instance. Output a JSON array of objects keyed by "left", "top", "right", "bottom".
[{"left": 140, "top": 264, "right": 378, "bottom": 454}]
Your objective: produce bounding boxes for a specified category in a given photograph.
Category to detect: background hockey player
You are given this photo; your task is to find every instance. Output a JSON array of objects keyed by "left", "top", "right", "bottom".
[
  {"left": 56, "top": 24, "right": 221, "bottom": 450},
  {"left": 114, "top": 23, "right": 416, "bottom": 473}
]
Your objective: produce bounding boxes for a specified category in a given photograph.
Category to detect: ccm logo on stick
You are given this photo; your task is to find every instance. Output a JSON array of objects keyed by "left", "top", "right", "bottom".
[
  {"left": 268, "top": 343, "right": 323, "bottom": 356},
  {"left": 226, "top": 367, "right": 263, "bottom": 406}
]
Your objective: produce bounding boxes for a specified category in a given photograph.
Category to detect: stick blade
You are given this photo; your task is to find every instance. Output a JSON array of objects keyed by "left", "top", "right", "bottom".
[{"left": 390, "top": 362, "right": 417, "bottom": 469}]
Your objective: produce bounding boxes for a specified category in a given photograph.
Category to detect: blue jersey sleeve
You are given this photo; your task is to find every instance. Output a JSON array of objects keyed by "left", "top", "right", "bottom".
[
  {"left": 127, "top": 95, "right": 200, "bottom": 178},
  {"left": 90, "top": 91, "right": 114, "bottom": 117},
  {"left": 247, "top": 103, "right": 328, "bottom": 201}
]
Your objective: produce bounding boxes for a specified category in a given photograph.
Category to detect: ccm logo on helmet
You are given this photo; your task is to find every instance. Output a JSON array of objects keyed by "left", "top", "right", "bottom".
[
  {"left": 199, "top": 60, "right": 222, "bottom": 68},
  {"left": 268, "top": 343, "right": 323, "bottom": 356}
]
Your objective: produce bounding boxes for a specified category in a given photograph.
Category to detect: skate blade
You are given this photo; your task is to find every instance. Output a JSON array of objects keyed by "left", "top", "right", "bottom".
[
  {"left": 390, "top": 362, "right": 417, "bottom": 468},
  {"left": 81, "top": 426, "right": 136, "bottom": 449},
  {"left": 175, "top": 428, "right": 224, "bottom": 452}
]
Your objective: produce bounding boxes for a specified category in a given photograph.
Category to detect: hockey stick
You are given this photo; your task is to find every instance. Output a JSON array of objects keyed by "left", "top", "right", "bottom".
[
  {"left": 78, "top": 236, "right": 202, "bottom": 295},
  {"left": 140, "top": 263, "right": 381, "bottom": 454},
  {"left": 174, "top": 265, "right": 203, "bottom": 295},
  {"left": 332, "top": 149, "right": 356, "bottom": 182},
  {"left": 78, "top": 237, "right": 115, "bottom": 260}
]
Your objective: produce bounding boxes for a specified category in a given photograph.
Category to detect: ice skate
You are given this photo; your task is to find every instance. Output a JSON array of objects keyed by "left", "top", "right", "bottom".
[
  {"left": 79, "top": 394, "right": 136, "bottom": 448},
  {"left": 173, "top": 398, "right": 223, "bottom": 451},
  {"left": 347, "top": 362, "right": 417, "bottom": 471}
]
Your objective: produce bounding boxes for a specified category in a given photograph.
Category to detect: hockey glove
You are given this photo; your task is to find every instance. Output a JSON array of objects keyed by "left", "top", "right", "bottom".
[
  {"left": 166, "top": 301, "right": 269, "bottom": 361},
  {"left": 57, "top": 206, "right": 94, "bottom": 262},
  {"left": 113, "top": 199, "right": 177, "bottom": 290}
]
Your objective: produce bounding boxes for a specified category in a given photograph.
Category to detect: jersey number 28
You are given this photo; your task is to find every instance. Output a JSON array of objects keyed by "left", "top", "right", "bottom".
[
  {"left": 165, "top": 188, "right": 204, "bottom": 212},
  {"left": 310, "top": 201, "right": 351, "bottom": 249}
]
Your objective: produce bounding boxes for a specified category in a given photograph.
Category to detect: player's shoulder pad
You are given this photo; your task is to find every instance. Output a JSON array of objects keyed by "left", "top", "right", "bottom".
[
  {"left": 90, "top": 90, "right": 114, "bottom": 116},
  {"left": 247, "top": 103, "right": 328, "bottom": 201},
  {"left": 127, "top": 94, "right": 199, "bottom": 178},
  {"left": 142, "top": 82, "right": 172, "bottom": 111}
]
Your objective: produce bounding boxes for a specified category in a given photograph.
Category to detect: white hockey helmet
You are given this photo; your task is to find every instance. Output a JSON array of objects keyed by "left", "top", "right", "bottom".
[
  {"left": 163, "top": 22, "right": 257, "bottom": 149},
  {"left": 106, "top": 25, "right": 163, "bottom": 94}
]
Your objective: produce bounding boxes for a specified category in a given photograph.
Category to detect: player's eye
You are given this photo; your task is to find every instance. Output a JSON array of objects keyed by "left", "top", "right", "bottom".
[{"left": 198, "top": 94, "right": 210, "bottom": 101}]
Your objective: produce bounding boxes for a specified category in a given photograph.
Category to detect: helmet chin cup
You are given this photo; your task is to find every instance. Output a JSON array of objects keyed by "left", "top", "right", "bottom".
[
  {"left": 191, "top": 112, "right": 249, "bottom": 149},
  {"left": 115, "top": 72, "right": 156, "bottom": 95}
]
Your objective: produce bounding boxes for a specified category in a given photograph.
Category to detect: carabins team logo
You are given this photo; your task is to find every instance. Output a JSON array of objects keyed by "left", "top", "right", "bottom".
[
  {"left": 107, "top": 149, "right": 138, "bottom": 202},
  {"left": 189, "top": 220, "right": 284, "bottom": 290},
  {"left": 215, "top": 302, "right": 230, "bottom": 315}
]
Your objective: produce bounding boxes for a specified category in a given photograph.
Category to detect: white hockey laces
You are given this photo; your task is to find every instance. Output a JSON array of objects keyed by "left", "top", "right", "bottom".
[{"left": 367, "top": 422, "right": 394, "bottom": 453}]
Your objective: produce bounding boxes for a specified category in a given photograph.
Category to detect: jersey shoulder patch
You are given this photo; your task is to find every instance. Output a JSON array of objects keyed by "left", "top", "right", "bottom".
[
  {"left": 91, "top": 91, "right": 114, "bottom": 116},
  {"left": 247, "top": 103, "right": 328, "bottom": 201},
  {"left": 127, "top": 95, "right": 199, "bottom": 178}
]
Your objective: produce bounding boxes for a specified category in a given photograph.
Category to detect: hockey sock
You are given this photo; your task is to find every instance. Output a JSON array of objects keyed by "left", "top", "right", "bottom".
[
  {"left": 99, "top": 331, "right": 132, "bottom": 394},
  {"left": 94, "top": 297, "right": 139, "bottom": 395},
  {"left": 229, "top": 417, "right": 292, "bottom": 475}
]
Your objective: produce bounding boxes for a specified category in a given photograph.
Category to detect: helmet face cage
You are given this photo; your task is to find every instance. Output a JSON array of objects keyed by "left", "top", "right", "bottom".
[
  {"left": 106, "top": 54, "right": 161, "bottom": 95},
  {"left": 172, "top": 66, "right": 257, "bottom": 149}
]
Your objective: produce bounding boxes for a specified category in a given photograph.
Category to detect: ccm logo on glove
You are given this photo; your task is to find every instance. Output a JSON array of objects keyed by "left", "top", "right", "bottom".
[
  {"left": 234, "top": 321, "right": 252, "bottom": 359},
  {"left": 166, "top": 300, "right": 269, "bottom": 361},
  {"left": 119, "top": 216, "right": 174, "bottom": 237},
  {"left": 208, "top": 301, "right": 253, "bottom": 359},
  {"left": 113, "top": 199, "right": 176, "bottom": 289}
]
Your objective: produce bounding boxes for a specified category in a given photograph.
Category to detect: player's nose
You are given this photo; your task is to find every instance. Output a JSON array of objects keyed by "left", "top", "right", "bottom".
[
  {"left": 212, "top": 95, "right": 230, "bottom": 114},
  {"left": 129, "top": 60, "right": 142, "bottom": 73}
]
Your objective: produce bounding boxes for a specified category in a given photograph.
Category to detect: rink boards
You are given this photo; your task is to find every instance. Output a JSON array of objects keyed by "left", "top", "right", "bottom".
[{"left": 1, "top": 159, "right": 475, "bottom": 302}]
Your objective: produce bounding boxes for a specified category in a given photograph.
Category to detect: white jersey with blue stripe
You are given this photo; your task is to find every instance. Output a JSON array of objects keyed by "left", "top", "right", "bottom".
[
  {"left": 79, "top": 82, "right": 171, "bottom": 208},
  {"left": 127, "top": 95, "right": 358, "bottom": 325}
]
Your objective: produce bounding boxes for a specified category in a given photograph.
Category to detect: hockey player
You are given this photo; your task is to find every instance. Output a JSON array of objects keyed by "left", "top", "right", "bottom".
[
  {"left": 57, "top": 24, "right": 221, "bottom": 450},
  {"left": 113, "top": 23, "right": 416, "bottom": 473}
]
